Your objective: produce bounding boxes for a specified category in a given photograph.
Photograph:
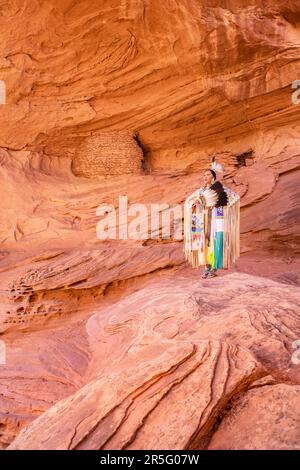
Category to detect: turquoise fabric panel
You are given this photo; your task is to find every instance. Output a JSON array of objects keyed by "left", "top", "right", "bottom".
[{"left": 213, "top": 231, "right": 223, "bottom": 269}]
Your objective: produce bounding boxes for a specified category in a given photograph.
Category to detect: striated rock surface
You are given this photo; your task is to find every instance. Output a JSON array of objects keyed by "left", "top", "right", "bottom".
[
  {"left": 8, "top": 340, "right": 264, "bottom": 450},
  {"left": 3, "top": 271, "right": 300, "bottom": 449},
  {"left": 0, "top": 0, "right": 299, "bottom": 255},
  {"left": 0, "top": 0, "right": 299, "bottom": 450}
]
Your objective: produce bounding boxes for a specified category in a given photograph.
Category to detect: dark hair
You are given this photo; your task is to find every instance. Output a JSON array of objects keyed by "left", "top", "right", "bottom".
[{"left": 206, "top": 169, "right": 216, "bottom": 181}]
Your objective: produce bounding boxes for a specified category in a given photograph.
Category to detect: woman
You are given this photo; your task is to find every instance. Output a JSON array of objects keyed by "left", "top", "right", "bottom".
[
  {"left": 184, "top": 159, "right": 240, "bottom": 279},
  {"left": 200, "top": 168, "right": 228, "bottom": 278}
]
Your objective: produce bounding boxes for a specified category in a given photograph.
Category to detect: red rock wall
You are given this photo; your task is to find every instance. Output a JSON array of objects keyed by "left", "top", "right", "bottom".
[{"left": 0, "top": 0, "right": 300, "bottom": 451}]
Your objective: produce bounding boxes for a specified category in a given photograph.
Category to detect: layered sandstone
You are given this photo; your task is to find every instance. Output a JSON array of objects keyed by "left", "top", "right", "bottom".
[{"left": 0, "top": 0, "right": 299, "bottom": 450}]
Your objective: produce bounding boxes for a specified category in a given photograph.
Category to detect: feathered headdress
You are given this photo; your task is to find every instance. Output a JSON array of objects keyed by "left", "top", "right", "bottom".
[{"left": 211, "top": 156, "right": 224, "bottom": 173}]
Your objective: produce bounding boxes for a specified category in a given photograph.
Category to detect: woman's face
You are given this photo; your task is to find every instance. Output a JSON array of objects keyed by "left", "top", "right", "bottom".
[{"left": 203, "top": 170, "right": 214, "bottom": 185}]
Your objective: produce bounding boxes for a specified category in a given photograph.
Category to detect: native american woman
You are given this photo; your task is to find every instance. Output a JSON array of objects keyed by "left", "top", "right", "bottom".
[{"left": 184, "top": 162, "right": 240, "bottom": 278}]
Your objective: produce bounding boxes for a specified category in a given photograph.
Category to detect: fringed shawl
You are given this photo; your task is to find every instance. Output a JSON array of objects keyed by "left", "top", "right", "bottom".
[{"left": 184, "top": 185, "right": 240, "bottom": 269}]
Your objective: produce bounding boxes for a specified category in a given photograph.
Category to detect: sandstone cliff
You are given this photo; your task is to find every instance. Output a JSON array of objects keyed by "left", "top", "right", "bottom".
[{"left": 0, "top": 0, "right": 300, "bottom": 450}]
